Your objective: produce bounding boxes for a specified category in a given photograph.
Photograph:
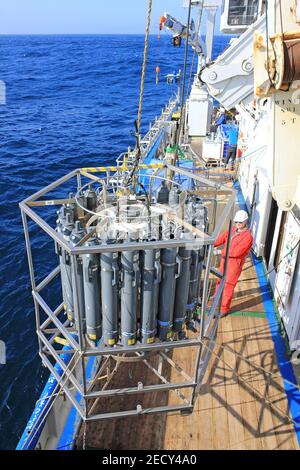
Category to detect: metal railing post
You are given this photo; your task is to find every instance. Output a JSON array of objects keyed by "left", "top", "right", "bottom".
[
  {"left": 71, "top": 253, "right": 88, "bottom": 419},
  {"left": 21, "top": 209, "right": 43, "bottom": 355}
]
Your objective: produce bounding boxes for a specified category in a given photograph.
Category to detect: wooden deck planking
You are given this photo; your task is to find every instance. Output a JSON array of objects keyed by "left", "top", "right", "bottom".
[
  {"left": 233, "top": 316, "right": 264, "bottom": 450},
  {"left": 209, "top": 327, "right": 231, "bottom": 450},
  {"left": 220, "top": 317, "right": 248, "bottom": 449},
  {"left": 194, "top": 358, "right": 215, "bottom": 449},
  {"left": 253, "top": 315, "right": 299, "bottom": 450},
  {"left": 245, "top": 316, "right": 284, "bottom": 450},
  {"left": 242, "top": 261, "right": 298, "bottom": 450}
]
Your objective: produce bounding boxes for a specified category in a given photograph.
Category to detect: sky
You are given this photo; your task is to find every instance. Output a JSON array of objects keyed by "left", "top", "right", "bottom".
[{"left": 0, "top": 0, "right": 221, "bottom": 35}]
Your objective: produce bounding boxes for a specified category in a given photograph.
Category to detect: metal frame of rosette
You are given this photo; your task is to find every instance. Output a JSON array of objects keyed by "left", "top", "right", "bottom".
[{"left": 19, "top": 162, "right": 236, "bottom": 423}]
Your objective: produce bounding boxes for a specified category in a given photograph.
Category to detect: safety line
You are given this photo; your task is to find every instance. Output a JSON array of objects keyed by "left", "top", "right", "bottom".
[
  {"left": 203, "top": 310, "right": 266, "bottom": 319},
  {"left": 229, "top": 311, "right": 266, "bottom": 319}
]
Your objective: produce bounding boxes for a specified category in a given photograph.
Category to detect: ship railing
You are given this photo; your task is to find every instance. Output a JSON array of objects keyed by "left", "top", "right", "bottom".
[{"left": 115, "top": 98, "right": 177, "bottom": 168}]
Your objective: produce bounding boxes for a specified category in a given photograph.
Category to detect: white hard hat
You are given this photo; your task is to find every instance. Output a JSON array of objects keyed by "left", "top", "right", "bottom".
[
  {"left": 220, "top": 107, "right": 225, "bottom": 112},
  {"left": 234, "top": 210, "right": 249, "bottom": 223}
]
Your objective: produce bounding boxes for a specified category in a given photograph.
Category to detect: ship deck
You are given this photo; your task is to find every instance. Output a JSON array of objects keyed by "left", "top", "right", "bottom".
[{"left": 75, "top": 141, "right": 300, "bottom": 450}]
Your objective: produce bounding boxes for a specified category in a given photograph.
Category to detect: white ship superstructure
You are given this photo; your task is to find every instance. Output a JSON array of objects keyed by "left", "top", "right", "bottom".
[{"left": 212, "top": 1, "right": 300, "bottom": 354}]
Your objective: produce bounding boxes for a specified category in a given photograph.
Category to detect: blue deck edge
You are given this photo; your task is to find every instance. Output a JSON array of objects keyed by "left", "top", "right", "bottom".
[
  {"left": 16, "top": 349, "right": 99, "bottom": 450},
  {"left": 235, "top": 181, "right": 300, "bottom": 445},
  {"left": 16, "top": 345, "right": 74, "bottom": 450},
  {"left": 56, "top": 354, "right": 99, "bottom": 450}
]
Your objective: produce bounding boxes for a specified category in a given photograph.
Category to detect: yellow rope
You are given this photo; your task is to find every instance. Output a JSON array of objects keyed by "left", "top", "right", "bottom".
[{"left": 137, "top": 0, "right": 153, "bottom": 134}]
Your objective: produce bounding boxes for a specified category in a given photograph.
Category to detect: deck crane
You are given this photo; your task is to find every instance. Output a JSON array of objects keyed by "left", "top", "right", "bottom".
[
  {"left": 160, "top": 1, "right": 220, "bottom": 137},
  {"left": 160, "top": 12, "right": 204, "bottom": 56}
]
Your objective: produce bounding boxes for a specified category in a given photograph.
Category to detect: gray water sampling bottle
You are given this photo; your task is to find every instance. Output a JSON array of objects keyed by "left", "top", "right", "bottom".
[
  {"left": 82, "top": 235, "right": 102, "bottom": 342},
  {"left": 140, "top": 247, "right": 161, "bottom": 344},
  {"left": 173, "top": 233, "right": 192, "bottom": 335},
  {"left": 100, "top": 240, "right": 119, "bottom": 347},
  {"left": 67, "top": 192, "right": 77, "bottom": 220},
  {"left": 56, "top": 206, "right": 68, "bottom": 315},
  {"left": 70, "top": 221, "right": 86, "bottom": 333},
  {"left": 157, "top": 180, "right": 170, "bottom": 204},
  {"left": 168, "top": 187, "right": 180, "bottom": 207},
  {"left": 76, "top": 189, "right": 88, "bottom": 221},
  {"left": 56, "top": 210, "right": 75, "bottom": 322},
  {"left": 186, "top": 248, "right": 200, "bottom": 325},
  {"left": 85, "top": 184, "right": 98, "bottom": 212},
  {"left": 158, "top": 247, "right": 180, "bottom": 341},
  {"left": 120, "top": 245, "right": 140, "bottom": 347}
]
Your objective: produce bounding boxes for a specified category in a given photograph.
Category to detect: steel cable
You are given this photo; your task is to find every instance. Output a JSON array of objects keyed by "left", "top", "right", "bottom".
[{"left": 187, "top": 3, "right": 204, "bottom": 95}]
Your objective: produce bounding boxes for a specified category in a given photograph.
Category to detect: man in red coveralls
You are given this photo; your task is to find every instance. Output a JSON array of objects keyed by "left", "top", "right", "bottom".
[{"left": 214, "top": 210, "right": 253, "bottom": 317}]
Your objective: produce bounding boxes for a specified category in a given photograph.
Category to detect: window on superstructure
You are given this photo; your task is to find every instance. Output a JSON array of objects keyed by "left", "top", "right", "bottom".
[{"left": 228, "top": 0, "right": 259, "bottom": 26}]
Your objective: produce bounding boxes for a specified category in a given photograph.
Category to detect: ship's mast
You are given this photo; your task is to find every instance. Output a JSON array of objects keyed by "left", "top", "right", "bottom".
[{"left": 161, "top": 1, "right": 221, "bottom": 137}]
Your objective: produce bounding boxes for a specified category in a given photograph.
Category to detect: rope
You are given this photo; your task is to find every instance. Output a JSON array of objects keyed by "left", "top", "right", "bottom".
[
  {"left": 137, "top": 0, "right": 153, "bottom": 135},
  {"left": 187, "top": 3, "right": 204, "bottom": 94},
  {"left": 236, "top": 145, "right": 267, "bottom": 162},
  {"left": 110, "top": 354, "right": 145, "bottom": 363},
  {"left": 123, "top": 0, "right": 152, "bottom": 190},
  {"left": 187, "top": 52, "right": 196, "bottom": 96},
  {"left": 175, "top": 0, "right": 193, "bottom": 164}
]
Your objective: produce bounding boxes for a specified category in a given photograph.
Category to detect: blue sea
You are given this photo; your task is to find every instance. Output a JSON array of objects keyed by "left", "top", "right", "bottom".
[{"left": 0, "top": 34, "right": 230, "bottom": 449}]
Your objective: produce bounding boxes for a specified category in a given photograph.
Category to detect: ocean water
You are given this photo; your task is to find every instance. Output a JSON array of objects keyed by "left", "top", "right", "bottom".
[{"left": 0, "top": 34, "right": 230, "bottom": 450}]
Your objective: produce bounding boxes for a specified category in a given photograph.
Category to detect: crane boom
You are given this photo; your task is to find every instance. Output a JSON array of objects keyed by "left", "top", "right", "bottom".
[{"left": 160, "top": 12, "right": 205, "bottom": 56}]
